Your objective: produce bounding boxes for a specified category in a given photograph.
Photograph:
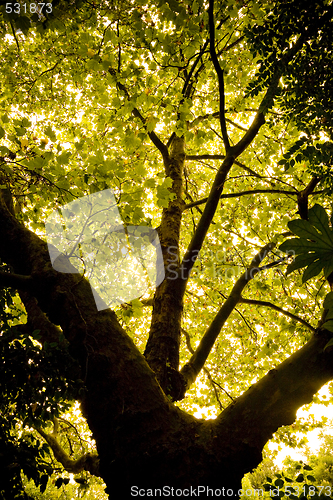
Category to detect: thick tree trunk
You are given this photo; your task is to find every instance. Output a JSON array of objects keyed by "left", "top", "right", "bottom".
[
  {"left": 144, "top": 136, "right": 186, "bottom": 399},
  {"left": 1, "top": 199, "right": 333, "bottom": 498}
]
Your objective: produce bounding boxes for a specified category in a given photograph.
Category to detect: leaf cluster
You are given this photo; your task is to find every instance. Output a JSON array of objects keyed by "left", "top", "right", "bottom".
[
  {"left": 0, "top": 280, "right": 84, "bottom": 497},
  {"left": 280, "top": 204, "right": 333, "bottom": 284}
]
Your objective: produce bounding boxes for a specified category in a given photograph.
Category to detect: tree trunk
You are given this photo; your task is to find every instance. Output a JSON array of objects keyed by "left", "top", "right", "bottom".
[{"left": 1, "top": 198, "right": 333, "bottom": 498}]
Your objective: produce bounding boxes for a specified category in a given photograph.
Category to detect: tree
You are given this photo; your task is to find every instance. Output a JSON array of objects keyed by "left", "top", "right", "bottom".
[
  {"left": 0, "top": 0, "right": 333, "bottom": 497},
  {"left": 245, "top": 430, "right": 333, "bottom": 498}
]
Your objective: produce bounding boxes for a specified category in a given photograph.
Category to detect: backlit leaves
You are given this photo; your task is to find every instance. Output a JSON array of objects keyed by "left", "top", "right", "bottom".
[{"left": 280, "top": 205, "right": 333, "bottom": 283}]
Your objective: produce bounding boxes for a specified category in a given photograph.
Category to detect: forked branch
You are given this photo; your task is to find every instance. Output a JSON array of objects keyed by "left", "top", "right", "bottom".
[
  {"left": 180, "top": 243, "right": 276, "bottom": 391},
  {"left": 0, "top": 270, "right": 34, "bottom": 291},
  {"left": 36, "top": 419, "right": 100, "bottom": 476},
  {"left": 208, "top": 0, "right": 230, "bottom": 152},
  {"left": 239, "top": 297, "right": 315, "bottom": 332}
]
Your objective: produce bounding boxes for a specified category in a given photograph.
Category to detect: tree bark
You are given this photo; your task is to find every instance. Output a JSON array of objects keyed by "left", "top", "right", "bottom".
[
  {"left": 1, "top": 198, "right": 333, "bottom": 498},
  {"left": 144, "top": 135, "right": 186, "bottom": 399}
]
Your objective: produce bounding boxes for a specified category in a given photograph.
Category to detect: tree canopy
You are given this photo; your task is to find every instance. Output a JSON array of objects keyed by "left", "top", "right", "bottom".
[{"left": 0, "top": 0, "right": 333, "bottom": 498}]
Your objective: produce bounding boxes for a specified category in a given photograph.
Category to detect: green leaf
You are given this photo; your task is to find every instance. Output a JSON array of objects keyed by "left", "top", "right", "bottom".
[
  {"left": 0, "top": 146, "right": 10, "bottom": 155},
  {"left": 15, "top": 126, "right": 26, "bottom": 137},
  {"left": 44, "top": 126, "right": 57, "bottom": 142},
  {"left": 323, "top": 292, "right": 333, "bottom": 309},
  {"left": 0, "top": 127, "right": 5, "bottom": 139},
  {"left": 324, "top": 336, "right": 333, "bottom": 348},
  {"left": 57, "top": 179, "right": 70, "bottom": 189},
  {"left": 57, "top": 151, "right": 71, "bottom": 165},
  {"left": 323, "top": 258, "right": 333, "bottom": 279},
  {"left": 308, "top": 204, "right": 333, "bottom": 245},
  {"left": 302, "top": 259, "right": 324, "bottom": 283},
  {"left": 281, "top": 207, "right": 333, "bottom": 283},
  {"left": 280, "top": 238, "right": 325, "bottom": 253},
  {"left": 286, "top": 253, "right": 320, "bottom": 274},
  {"left": 323, "top": 321, "right": 333, "bottom": 333},
  {"left": 15, "top": 16, "right": 31, "bottom": 34},
  {"left": 306, "top": 474, "right": 316, "bottom": 481},
  {"left": 144, "top": 178, "right": 155, "bottom": 189},
  {"left": 21, "top": 118, "right": 31, "bottom": 128},
  {"left": 288, "top": 219, "right": 322, "bottom": 241}
]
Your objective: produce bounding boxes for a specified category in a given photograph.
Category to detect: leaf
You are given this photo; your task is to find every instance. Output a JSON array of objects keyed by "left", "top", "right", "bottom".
[
  {"left": 15, "top": 126, "right": 26, "bottom": 137},
  {"left": 0, "top": 146, "right": 10, "bottom": 155},
  {"left": 288, "top": 219, "right": 321, "bottom": 241},
  {"left": 0, "top": 127, "right": 5, "bottom": 139},
  {"left": 281, "top": 206, "right": 333, "bottom": 283},
  {"left": 302, "top": 259, "right": 325, "bottom": 283},
  {"left": 44, "top": 126, "right": 57, "bottom": 142},
  {"left": 323, "top": 321, "right": 333, "bottom": 333},
  {"left": 308, "top": 204, "right": 333, "bottom": 245},
  {"left": 325, "top": 308, "right": 333, "bottom": 320},
  {"left": 57, "top": 151, "right": 71, "bottom": 165},
  {"left": 324, "top": 336, "right": 333, "bottom": 348},
  {"left": 323, "top": 258, "right": 333, "bottom": 279},
  {"left": 21, "top": 118, "right": 31, "bottom": 128},
  {"left": 280, "top": 238, "right": 325, "bottom": 253},
  {"left": 15, "top": 16, "right": 31, "bottom": 34},
  {"left": 289, "top": 219, "right": 333, "bottom": 248},
  {"left": 286, "top": 253, "right": 320, "bottom": 274},
  {"left": 323, "top": 292, "right": 333, "bottom": 309}
]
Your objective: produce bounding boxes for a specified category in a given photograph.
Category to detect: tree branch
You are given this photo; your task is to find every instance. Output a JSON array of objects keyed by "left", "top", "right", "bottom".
[
  {"left": 239, "top": 297, "right": 315, "bottom": 332},
  {"left": 183, "top": 189, "right": 300, "bottom": 210},
  {"left": 108, "top": 68, "right": 168, "bottom": 160},
  {"left": 179, "top": 155, "right": 235, "bottom": 285},
  {"left": 185, "top": 154, "right": 263, "bottom": 178},
  {"left": 181, "top": 39, "right": 210, "bottom": 99},
  {"left": 189, "top": 112, "right": 280, "bottom": 145},
  {"left": 0, "top": 270, "right": 35, "bottom": 291},
  {"left": 230, "top": 33, "right": 309, "bottom": 159},
  {"left": 208, "top": 0, "right": 230, "bottom": 152},
  {"left": 36, "top": 420, "right": 100, "bottom": 476},
  {"left": 182, "top": 327, "right": 233, "bottom": 408},
  {"left": 188, "top": 111, "right": 220, "bottom": 130},
  {"left": 232, "top": 112, "right": 266, "bottom": 158},
  {"left": 297, "top": 176, "right": 321, "bottom": 220},
  {"left": 19, "top": 290, "right": 67, "bottom": 346},
  {"left": 180, "top": 243, "right": 276, "bottom": 390},
  {"left": 10, "top": 20, "right": 20, "bottom": 54},
  {"left": 213, "top": 328, "right": 333, "bottom": 474}
]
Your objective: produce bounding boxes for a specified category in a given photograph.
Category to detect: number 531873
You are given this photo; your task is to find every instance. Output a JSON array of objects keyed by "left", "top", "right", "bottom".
[{"left": 5, "top": 3, "right": 53, "bottom": 14}]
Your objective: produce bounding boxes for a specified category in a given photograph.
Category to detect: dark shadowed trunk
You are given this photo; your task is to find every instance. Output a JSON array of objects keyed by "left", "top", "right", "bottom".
[
  {"left": 1, "top": 2, "right": 333, "bottom": 497},
  {"left": 1, "top": 194, "right": 333, "bottom": 498}
]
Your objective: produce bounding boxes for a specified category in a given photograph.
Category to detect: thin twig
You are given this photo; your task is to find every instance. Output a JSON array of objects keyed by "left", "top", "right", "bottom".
[{"left": 239, "top": 297, "right": 315, "bottom": 332}]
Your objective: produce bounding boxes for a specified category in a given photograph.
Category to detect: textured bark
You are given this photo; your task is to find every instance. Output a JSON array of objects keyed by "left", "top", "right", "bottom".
[{"left": 144, "top": 136, "right": 186, "bottom": 399}]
